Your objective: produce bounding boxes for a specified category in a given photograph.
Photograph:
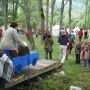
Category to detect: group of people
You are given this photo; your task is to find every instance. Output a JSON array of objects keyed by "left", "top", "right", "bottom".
[
  {"left": 75, "top": 41, "right": 90, "bottom": 67},
  {"left": 43, "top": 29, "right": 75, "bottom": 68},
  {"left": 58, "top": 28, "right": 90, "bottom": 68},
  {"left": 43, "top": 27, "right": 90, "bottom": 68},
  {"left": 0, "top": 21, "right": 89, "bottom": 70}
]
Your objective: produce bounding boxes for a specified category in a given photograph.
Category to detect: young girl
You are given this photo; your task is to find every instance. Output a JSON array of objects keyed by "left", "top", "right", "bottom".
[{"left": 80, "top": 44, "right": 90, "bottom": 67}]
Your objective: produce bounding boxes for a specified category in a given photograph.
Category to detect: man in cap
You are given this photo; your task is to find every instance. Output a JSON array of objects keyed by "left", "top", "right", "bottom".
[{"left": 58, "top": 29, "right": 69, "bottom": 67}]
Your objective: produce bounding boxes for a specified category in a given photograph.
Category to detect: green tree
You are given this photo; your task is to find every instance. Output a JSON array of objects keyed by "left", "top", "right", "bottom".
[
  {"left": 50, "top": 0, "right": 56, "bottom": 34},
  {"left": 23, "top": 0, "right": 35, "bottom": 50},
  {"left": 60, "top": 0, "right": 64, "bottom": 30},
  {"left": 2, "top": 0, "right": 8, "bottom": 29},
  {"left": 46, "top": 0, "right": 49, "bottom": 31},
  {"left": 38, "top": 0, "right": 45, "bottom": 43},
  {"left": 68, "top": 0, "right": 72, "bottom": 31}
]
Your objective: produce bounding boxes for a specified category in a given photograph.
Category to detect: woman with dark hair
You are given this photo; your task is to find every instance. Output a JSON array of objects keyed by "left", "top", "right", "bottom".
[
  {"left": 0, "top": 21, "right": 25, "bottom": 58},
  {"left": 10, "top": 21, "right": 18, "bottom": 28},
  {"left": 43, "top": 32, "right": 53, "bottom": 59}
]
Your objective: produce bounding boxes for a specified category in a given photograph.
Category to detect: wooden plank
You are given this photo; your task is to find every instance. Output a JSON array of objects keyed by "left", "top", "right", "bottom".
[{"left": 5, "top": 59, "right": 60, "bottom": 88}]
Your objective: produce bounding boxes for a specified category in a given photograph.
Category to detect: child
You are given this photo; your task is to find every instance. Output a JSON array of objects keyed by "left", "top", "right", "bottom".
[{"left": 80, "top": 44, "right": 90, "bottom": 67}]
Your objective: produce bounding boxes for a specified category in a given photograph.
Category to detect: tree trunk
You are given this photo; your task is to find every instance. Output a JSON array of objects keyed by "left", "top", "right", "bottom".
[
  {"left": 13, "top": 0, "right": 19, "bottom": 21},
  {"left": 50, "top": 0, "right": 56, "bottom": 35},
  {"left": 85, "top": 0, "right": 88, "bottom": 29},
  {"left": 2, "top": 0, "right": 8, "bottom": 30},
  {"left": 13, "top": 0, "right": 15, "bottom": 20},
  {"left": 38, "top": 0, "right": 45, "bottom": 43},
  {"left": 87, "top": 0, "right": 90, "bottom": 29},
  {"left": 46, "top": 0, "right": 49, "bottom": 31},
  {"left": 23, "top": 0, "right": 35, "bottom": 50},
  {"left": 69, "top": 0, "right": 72, "bottom": 31},
  {"left": 60, "top": 0, "right": 64, "bottom": 31}
]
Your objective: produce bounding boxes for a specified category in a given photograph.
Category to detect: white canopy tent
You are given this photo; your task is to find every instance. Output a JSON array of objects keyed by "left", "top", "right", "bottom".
[{"left": 52, "top": 25, "right": 60, "bottom": 36}]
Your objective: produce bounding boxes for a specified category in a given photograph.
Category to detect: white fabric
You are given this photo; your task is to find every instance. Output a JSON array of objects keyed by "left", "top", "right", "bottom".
[
  {"left": 0, "top": 55, "right": 6, "bottom": 77},
  {"left": 0, "top": 54, "right": 13, "bottom": 81}
]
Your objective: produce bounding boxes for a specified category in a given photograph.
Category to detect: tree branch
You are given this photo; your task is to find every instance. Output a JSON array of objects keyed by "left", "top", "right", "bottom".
[{"left": 64, "top": 0, "right": 69, "bottom": 6}]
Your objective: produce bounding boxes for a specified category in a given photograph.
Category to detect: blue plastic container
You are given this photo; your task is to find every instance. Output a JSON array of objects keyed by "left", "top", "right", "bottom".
[
  {"left": 12, "top": 56, "right": 25, "bottom": 74},
  {"left": 12, "top": 51, "right": 39, "bottom": 75},
  {"left": 29, "top": 51, "right": 39, "bottom": 66}
]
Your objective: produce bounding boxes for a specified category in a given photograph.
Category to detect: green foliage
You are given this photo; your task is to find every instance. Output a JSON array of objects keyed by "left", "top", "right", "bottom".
[
  {"left": 17, "top": 8, "right": 26, "bottom": 27},
  {"left": 0, "top": 0, "right": 89, "bottom": 29}
]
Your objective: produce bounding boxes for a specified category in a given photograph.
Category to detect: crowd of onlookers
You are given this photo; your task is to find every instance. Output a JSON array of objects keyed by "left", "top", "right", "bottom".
[
  {"left": 56, "top": 28, "right": 90, "bottom": 68},
  {"left": 67, "top": 28, "right": 90, "bottom": 68},
  {"left": 0, "top": 23, "right": 90, "bottom": 68},
  {"left": 80, "top": 42, "right": 90, "bottom": 67},
  {"left": 75, "top": 38, "right": 90, "bottom": 67}
]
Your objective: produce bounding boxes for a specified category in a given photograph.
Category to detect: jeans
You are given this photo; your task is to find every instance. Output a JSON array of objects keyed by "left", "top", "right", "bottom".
[
  {"left": 82, "top": 60, "right": 89, "bottom": 67},
  {"left": 45, "top": 48, "right": 52, "bottom": 59},
  {"left": 76, "top": 54, "right": 80, "bottom": 64},
  {"left": 59, "top": 45, "right": 67, "bottom": 64}
]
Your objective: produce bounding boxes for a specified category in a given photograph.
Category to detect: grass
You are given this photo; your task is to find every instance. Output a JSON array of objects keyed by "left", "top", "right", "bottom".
[{"left": 15, "top": 35, "right": 90, "bottom": 90}]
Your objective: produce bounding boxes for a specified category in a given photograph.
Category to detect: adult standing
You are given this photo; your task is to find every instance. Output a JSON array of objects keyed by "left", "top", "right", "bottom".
[
  {"left": 75, "top": 40, "right": 82, "bottom": 64},
  {"left": 0, "top": 21, "right": 25, "bottom": 58},
  {"left": 78, "top": 28, "right": 83, "bottom": 41},
  {"left": 24, "top": 29, "right": 30, "bottom": 41},
  {"left": 43, "top": 32, "right": 53, "bottom": 59},
  {"left": 58, "top": 30, "right": 68, "bottom": 67}
]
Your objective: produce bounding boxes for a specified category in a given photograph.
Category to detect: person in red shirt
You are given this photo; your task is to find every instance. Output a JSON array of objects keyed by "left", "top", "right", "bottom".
[
  {"left": 78, "top": 28, "right": 83, "bottom": 41},
  {"left": 24, "top": 29, "right": 30, "bottom": 41},
  {"left": 67, "top": 34, "right": 74, "bottom": 54}
]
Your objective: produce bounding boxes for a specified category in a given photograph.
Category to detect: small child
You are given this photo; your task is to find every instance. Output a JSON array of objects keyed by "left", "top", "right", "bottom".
[{"left": 80, "top": 44, "right": 90, "bottom": 67}]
